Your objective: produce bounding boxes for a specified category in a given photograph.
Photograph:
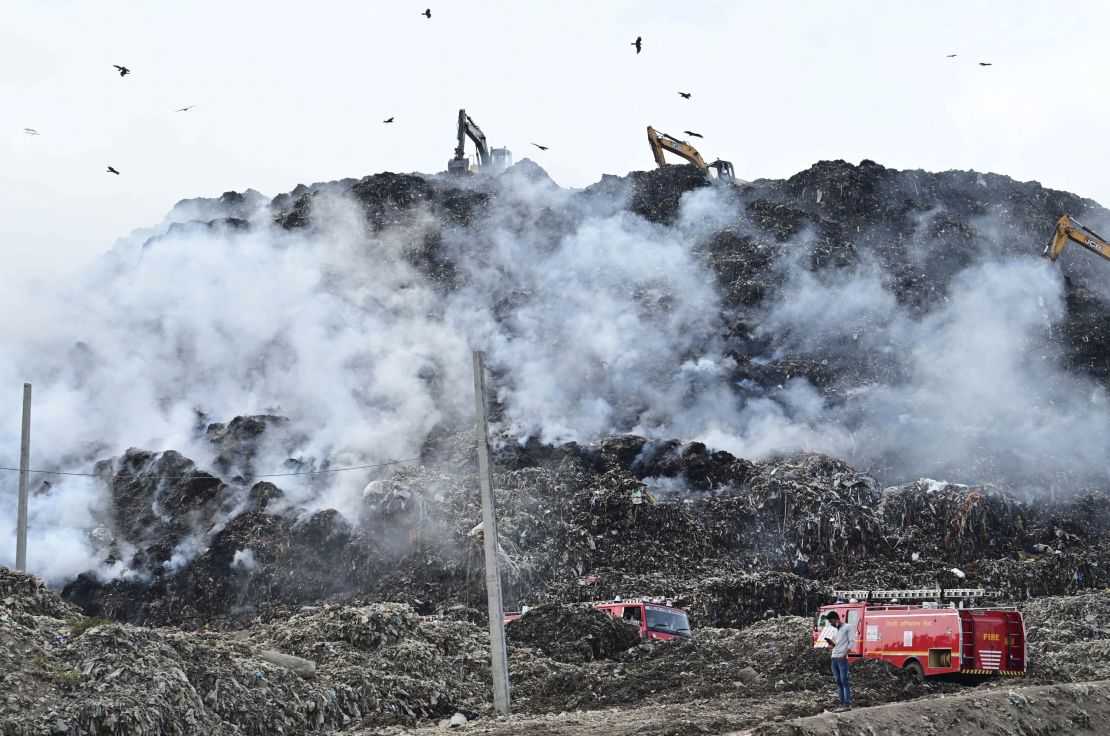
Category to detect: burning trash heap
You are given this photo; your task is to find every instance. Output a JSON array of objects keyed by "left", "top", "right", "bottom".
[
  {"left": 58, "top": 426, "right": 1110, "bottom": 629},
  {"left": 3, "top": 157, "right": 1110, "bottom": 732}
]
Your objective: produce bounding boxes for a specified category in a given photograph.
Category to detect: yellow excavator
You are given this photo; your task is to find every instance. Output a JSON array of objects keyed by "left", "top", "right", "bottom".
[
  {"left": 646, "top": 126, "right": 734, "bottom": 182},
  {"left": 1044, "top": 215, "right": 1110, "bottom": 265}
]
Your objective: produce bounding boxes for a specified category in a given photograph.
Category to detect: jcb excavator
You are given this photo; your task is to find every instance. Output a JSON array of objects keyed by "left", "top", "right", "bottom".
[
  {"left": 646, "top": 126, "right": 734, "bottom": 182},
  {"left": 448, "top": 109, "right": 512, "bottom": 175},
  {"left": 1044, "top": 215, "right": 1110, "bottom": 265}
]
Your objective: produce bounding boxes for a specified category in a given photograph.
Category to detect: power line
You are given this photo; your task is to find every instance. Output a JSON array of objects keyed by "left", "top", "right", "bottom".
[{"left": 0, "top": 457, "right": 421, "bottom": 481}]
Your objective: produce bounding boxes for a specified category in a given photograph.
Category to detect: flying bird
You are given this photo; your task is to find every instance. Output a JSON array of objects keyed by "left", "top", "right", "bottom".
[
  {"left": 383, "top": 117, "right": 394, "bottom": 123},
  {"left": 106, "top": 166, "right": 120, "bottom": 175},
  {"left": 531, "top": 143, "right": 548, "bottom": 151},
  {"left": 684, "top": 130, "right": 703, "bottom": 138},
  {"left": 946, "top": 54, "right": 957, "bottom": 58},
  {"left": 175, "top": 105, "right": 196, "bottom": 112},
  {"left": 979, "top": 62, "right": 992, "bottom": 66},
  {"left": 631, "top": 36, "right": 642, "bottom": 54},
  {"left": 113, "top": 65, "right": 130, "bottom": 77},
  {"left": 23, "top": 128, "right": 41, "bottom": 136},
  {"left": 678, "top": 92, "right": 692, "bottom": 99},
  {"left": 423, "top": 8, "right": 431, "bottom": 18}
]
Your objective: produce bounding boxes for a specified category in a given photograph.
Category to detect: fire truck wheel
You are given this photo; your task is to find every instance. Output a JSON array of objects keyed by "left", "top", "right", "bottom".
[{"left": 903, "top": 660, "right": 924, "bottom": 681}]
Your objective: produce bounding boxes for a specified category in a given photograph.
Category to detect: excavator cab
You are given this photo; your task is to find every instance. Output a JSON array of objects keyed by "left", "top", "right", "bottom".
[
  {"left": 708, "top": 159, "right": 735, "bottom": 182},
  {"left": 489, "top": 148, "right": 513, "bottom": 174}
]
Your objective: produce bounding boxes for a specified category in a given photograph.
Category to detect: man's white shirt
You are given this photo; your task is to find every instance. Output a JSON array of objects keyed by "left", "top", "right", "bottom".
[{"left": 830, "top": 624, "right": 854, "bottom": 658}]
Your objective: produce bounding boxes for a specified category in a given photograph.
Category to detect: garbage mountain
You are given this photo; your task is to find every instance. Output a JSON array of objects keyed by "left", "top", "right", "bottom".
[{"left": 2, "top": 157, "right": 1109, "bottom": 622}]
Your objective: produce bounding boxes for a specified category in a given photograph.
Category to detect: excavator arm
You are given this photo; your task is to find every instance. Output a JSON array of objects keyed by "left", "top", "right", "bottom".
[
  {"left": 647, "top": 126, "right": 708, "bottom": 169},
  {"left": 455, "top": 109, "right": 491, "bottom": 168},
  {"left": 1044, "top": 215, "right": 1110, "bottom": 264}
]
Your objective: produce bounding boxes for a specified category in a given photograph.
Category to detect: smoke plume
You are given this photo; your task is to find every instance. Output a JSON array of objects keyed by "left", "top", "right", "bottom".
[{"left": 2, "top": 161, "right": 1109, "bottom": 583}]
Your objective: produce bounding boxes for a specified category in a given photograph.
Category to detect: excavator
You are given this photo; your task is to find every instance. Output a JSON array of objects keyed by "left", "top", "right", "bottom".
[
  {"left": 448, "top": 109, "right": 512, "bottom": 175},
  {"left": 646, "top": 126, "right": 734, "bottom": 182},
  {"left": 1044, "top": 215, "right": 1110, "bottom": 265}
]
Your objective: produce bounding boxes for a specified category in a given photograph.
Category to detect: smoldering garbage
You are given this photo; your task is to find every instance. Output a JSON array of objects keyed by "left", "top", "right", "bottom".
[
  {"left": 8, "top": 431, "right": 1110, "bottom": 733},
  {"left": 61, "top": 428, "right": 1110, "bottom": 630},
  {"left": 5, "top": 158, "right": 1110, "bottom": 734}
]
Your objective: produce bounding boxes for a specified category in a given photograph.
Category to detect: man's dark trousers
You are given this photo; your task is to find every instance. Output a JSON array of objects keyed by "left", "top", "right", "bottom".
[{"left": 831, "top": 657, "right": 851, "bottom": 707}]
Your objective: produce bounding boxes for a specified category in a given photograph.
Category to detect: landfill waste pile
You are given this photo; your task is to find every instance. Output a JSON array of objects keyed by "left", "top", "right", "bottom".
[
  {"left": 1020, "top": 590, "right": 1110, "bottom": 682},
  {"left": 31, "top": 158, "right": 1108, "bottom": 621},
  {"left": 61, "top": 431, "right": 1110, "bottom": 629},
  {"left": 2, "top": 573, "right": 1012, "bottom": 735},
  {"left": 505, "top": 604, "right": 642, "bottom": 663},
  {"left": 3, "top": 567, "right": 496, "bottom": 735},
  {"left": 5, "top": 157, "right": 1110, "bottom": 733}
]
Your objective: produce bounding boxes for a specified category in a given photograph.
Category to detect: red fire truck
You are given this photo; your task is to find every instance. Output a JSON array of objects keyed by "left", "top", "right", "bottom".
[
  {"left": 812, "top": 588, "right": 1026, "bottom": 677},
  {"left": 507, "top": 597, "right": 692, "bottom": 641}
]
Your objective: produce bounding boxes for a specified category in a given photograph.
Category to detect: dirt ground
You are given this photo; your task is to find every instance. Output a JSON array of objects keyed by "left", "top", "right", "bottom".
[{"left": 366, "top": 680, "right": 1110, "bottom": 736}]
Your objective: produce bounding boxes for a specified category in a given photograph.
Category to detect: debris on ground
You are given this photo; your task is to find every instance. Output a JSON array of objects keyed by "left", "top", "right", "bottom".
[
  {"left": 506, "top": 604, "right": 641, "bottom": 663},
  {"left": 61, "top": 435, "right": 1110, "bottom": 630}
]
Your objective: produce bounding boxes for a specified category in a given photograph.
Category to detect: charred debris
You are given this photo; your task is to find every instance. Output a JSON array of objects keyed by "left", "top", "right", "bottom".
[
  {"left": 56, "top": 159, "right": 1110, "bottom": 625},
  {"left": 58, "top": 421, "right": 1110, "bottom": 628}
]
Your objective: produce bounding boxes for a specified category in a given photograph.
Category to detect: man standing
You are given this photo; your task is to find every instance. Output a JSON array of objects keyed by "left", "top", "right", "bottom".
[{"left": 822, "top": 611, "right": 853, "bottom": 711}]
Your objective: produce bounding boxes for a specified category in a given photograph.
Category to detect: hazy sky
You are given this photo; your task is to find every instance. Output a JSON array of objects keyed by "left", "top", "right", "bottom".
[{"left": 3, "top": 1, "right": 1109, "bottom": 272}]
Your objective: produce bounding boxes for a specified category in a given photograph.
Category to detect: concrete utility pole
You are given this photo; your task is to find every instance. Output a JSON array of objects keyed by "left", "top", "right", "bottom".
[
  {"left": 472, "top": 351, "right": 511, "bottom": 715},
  {"left": 15, "top": 383, "right": 31, "bottom": 572}
]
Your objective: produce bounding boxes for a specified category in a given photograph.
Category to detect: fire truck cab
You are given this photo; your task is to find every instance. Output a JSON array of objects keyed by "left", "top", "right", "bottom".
[
  {"left": 595, "top": 597, "right": 692, "bottom": 641},
  {"left": 813, "top": 588, "right": 1025, "bottom": 677}
]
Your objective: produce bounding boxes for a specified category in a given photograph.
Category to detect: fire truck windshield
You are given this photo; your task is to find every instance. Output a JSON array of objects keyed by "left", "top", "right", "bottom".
[{"left": 645, "top": 606, "right": 691, "bottom": 637}]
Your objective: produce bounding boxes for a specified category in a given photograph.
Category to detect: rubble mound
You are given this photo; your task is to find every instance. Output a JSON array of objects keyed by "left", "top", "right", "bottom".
[
  {"left": 0, "top": 567, "right": 80, "bottom": 621},
  {"left": 506, "top": 604, "right": 642, "bottom": 662},
  {"left": 60, "top": 430, "right": 1110, "bottom": 629},
  {"left": 1, "top": 585, "right": 494, "bottom": 735},
  {"left": 1021, "top": 590, "right": 1110, "bottom": 682},
  {"left": 10, "top": 565, "right": 1110, "bottom": 734},
  {"left": 879, "top": 480, "right": 1029, "bottom": 561}
]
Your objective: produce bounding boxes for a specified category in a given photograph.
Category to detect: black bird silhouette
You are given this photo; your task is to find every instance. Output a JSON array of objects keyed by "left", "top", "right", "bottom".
[
  {"left": 113, "top": 65, "right": 130, "bottom": 77},
  {"left": 24, "top": 128, "right": 41, "bottom": 136},
  {"left": 175, "top": 105, "right": 196, "bottom": 112},
  {"left": 423, "top": 8, "right": 431, "bottom": 18},
  {"left": 383, "top": 117, "right": 394, "bottom": 124},
  {"left": 678, "top": 92, "right": 692, "bottom": 99},
  {"left": 684, "top": 130, "right": 703, "bottom": 138},
  {"left": 979, "top": 62, "right": 992, "bottom": 66},
  {"left": 531, "top": 143, "right": 548, "bottom": 151},
  {"left": 631, "top": 36, "right": 642, "bottom": 54},
  {"left": 946, "top": 54, "right": 957, "bottom": 58},
  {"left": 106, "top": 166, "right": 120, "bottom": 175}
]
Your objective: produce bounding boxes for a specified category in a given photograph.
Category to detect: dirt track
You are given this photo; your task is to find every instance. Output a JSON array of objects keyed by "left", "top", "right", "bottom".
[
  {"left": 747, "top": 680, "right": 1110, "bottom": 735},
  {"left": 369, "top": 681, "right": 1110, "bottom": 736}
]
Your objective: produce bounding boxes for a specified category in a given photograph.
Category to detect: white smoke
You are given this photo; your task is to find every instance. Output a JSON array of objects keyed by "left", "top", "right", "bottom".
[
  {"left": 716, "top": 255, "right": 1110, "bottom": 488},
  {"left": 1, "top": 166, "right": 1108, "bottom": 584},
  {"left": 230, "top": 548, "right": 257, "bottom": 572}
]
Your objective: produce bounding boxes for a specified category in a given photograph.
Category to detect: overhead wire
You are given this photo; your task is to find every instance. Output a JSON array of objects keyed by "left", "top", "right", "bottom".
[{"left": 0, "top": 457, "right": 421, "bottom": 481}]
